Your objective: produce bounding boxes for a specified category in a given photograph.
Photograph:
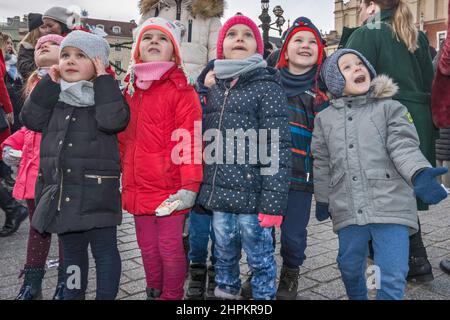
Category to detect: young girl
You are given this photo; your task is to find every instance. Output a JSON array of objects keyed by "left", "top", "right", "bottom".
[
  {"left": 312, "top": 48, "right": 448, "bottom": 300},
  {"left": 274, "top": 16, "right": 329, "bottom": 300},
  {"left": 2, "top": 34, "right": 66, "bottom": 300},
  {"left": 21, "top": 30, "right": 130, "bottom": 300},
  {"left": 196, "top": 15, "right": 291, "bottom": 300},
  {"left": 119, "top": 17, "right": 203, "bottom": 300}
]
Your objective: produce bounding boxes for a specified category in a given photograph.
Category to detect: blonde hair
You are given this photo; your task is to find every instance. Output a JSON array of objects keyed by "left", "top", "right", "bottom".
[
  {"left": 0, "top": 32, "right": 16, "bottom": 55},
  {"left": 364, "top": 0, "right": 418, "bottom": 53},
  {"left": 19, "top": 28, "right": 41, "bottom": 48}
]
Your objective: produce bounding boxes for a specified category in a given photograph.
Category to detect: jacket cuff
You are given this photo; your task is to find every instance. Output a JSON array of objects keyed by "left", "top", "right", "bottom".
[
  {"left": 29, "top": 74, "right": 61, "bottom": 107},
  {"left": 94, "top": 75, "right": 122, "bottom": 105}
]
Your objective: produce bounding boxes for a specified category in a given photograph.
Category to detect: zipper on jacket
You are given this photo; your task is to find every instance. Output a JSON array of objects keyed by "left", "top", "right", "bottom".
[
  {"left": 57, "top": 170, "right": 64, "bottom": 211},
  {"left": 188, "top": 19, "right": 193, "bottom": 42},
  {"left": 207, "top": 88, "right": 231, "bottom": 206},
  {"left": 85, "top": 174, "right": 120, "bottom": 184}
]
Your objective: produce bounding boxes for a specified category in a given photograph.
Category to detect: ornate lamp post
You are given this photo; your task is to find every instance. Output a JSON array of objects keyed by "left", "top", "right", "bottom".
[{"left": 259, "top": 0, "right": 286, "bottom": 44}]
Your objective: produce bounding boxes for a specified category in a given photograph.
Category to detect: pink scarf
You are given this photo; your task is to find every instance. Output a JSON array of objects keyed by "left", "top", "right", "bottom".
[{"left": 133, "top": 61, "right": 176, "bottom": 90}]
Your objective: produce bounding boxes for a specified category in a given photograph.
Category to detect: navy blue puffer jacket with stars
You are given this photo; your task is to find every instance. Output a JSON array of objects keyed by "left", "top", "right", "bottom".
[{"left": 197, "top": 67, "right": 292, "bottom": 216}]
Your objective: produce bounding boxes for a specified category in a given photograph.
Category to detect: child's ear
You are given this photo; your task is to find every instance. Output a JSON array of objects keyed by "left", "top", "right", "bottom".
[{"left": 284, "top": 50, "right": 289, "bottom": 62}]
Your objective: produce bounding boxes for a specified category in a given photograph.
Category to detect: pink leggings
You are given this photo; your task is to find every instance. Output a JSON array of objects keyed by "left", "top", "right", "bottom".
[
  {"left": 134, "top": 214, "right": 187, "bottom": 300},
  {"left": 25, "top": 199, "right": 63, "bottom": 269}
]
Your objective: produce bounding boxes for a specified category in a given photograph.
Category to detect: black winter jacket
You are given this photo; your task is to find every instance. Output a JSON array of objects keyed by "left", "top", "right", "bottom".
[
  {"left": 21, "top": 74, "right": 130, "bottom": 234},
  {"left": 436, "top": 128, "right": 450, "bottom": 161},
  {"left": 197, "top": 67, "right": 291, "bottom": 216}
]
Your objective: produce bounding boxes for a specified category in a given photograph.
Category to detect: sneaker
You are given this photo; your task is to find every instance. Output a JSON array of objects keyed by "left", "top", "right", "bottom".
[{"left": 214, "top": 286, "right": 241, "bottom": 300}]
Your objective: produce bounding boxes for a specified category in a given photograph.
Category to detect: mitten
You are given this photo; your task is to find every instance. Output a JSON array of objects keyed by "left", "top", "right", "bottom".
[
  {"left": 2, "top": 146, "right": 22, "bottom": 167},
  {"left": 413, "top": 167, "right": 448, "bottom": 205},
  {"left": 258, "top": 213, "right": 283, "bottom": 228},
  {"left": 315, "top": 202, "right": 330, "bottom": 221},
  {"left": 167, "top": 189, "right": 198, "bottom": 210}
]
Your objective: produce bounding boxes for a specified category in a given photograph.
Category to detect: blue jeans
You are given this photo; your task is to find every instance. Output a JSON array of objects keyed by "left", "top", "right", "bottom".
[
  {"left": 213, "top": 211, "right": 277, "bottom": 300},
  {"left": 59, "top": 226, "right": 121, "bottom": 300},
  {"left": 280, "top": 190, "right": 312, "bottom": 268},
  {"left": 188, "top": 210, "right": 216, "bottom": 266},
  {"left": 337, "top": 224, "right": 409, "bottom": 300}
]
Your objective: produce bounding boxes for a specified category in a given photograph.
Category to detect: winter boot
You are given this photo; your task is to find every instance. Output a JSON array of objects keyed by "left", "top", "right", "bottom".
[
  {"left": 440, "top": 259, "right": 450, "bottom": 275},
  {"left": 146, "top": 288, "right": 161, "bottom": 300},
  {"left": 0, "top": 185, "right": 28, "bottom": 237},
  {"left": 407, "top": 256, "right": 434, "bottom": 282},
  {"left": 205, "top": 265, "right": 217, "bottom": 300},
  {"left": 240, "top": 271, "right": 253, "bottom": 300},
  {"left": 276, "top": 266, "right": 300, "bottom": 300},
  {"left": 15, "top": 267, "right": 46, "bottom": 300},
  {"left": 185, "top": 263, "right": 207, "bottom": 300},
  {"left": 52, "top": 266, "right": 65, "bottom": 300}
]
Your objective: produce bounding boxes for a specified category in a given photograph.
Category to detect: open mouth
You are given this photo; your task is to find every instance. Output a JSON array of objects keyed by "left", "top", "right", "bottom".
[
  {"left": 148, "top": 48, "right": 160, "bottom": 54},
  {"left": 232, "top": 46, "right": 247, "bottom": 51},
  {"left": 298, "top": 52, "right": 312, "bottom": 57},
  {"left": 354, "top": 75, "right": 366, "bottom": 84}
]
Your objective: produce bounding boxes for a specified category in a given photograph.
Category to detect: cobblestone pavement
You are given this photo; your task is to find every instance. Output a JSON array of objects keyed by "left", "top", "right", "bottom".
[{"left": 1, "top": 198, "right": 449, "bottom": 300}]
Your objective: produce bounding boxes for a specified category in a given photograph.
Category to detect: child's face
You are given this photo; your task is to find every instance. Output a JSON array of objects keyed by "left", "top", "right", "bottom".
[
  {"left": 139, "top": 29, "right": 175, "bottom": 63},
  {"left": 6, "top": 38, "right": 13, "bottom": 54},
  {"left": 34, "top": 41, "right": 60, "bottom": 68},
  {"left": 59, "top": 47, "right": 95, "bottom": 82},
  {"left": 339, "top": 53, "right": 371, "bottom": 96},
  {"left": 222, "top": 24, "right": 258, "bottom": 60},
  {"left": 285, "top": 31, "right": 319, "bottom": 74}
]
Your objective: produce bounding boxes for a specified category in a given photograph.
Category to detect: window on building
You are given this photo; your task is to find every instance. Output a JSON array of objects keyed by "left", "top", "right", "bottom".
[
  {"left": 112, "top": 26, "right": 121, "bottom": 34},
  {"left": 115, "top": 44, "right": 121, "bottom": 52},
  {"left": 437, "top": 31, "right": 447, "bottom": 50},
  {"left": 96, "top": 24, "right": 104, "bottom": 30},
  {"left": 115, "top": 61, "right": 122, "bottom": 70}
]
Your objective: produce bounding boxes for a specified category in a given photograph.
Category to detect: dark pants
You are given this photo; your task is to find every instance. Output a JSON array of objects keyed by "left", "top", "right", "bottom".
[
  {"left": 59, "top": 226, "right": 121, "bottom": 300},
  {"left": 188, "top": 210, "right": 216, "bottom": 266},
  {"left": 409, "top": 218, "right": 427, "bottom": 258},
  {"left": 280, "top": 190, "right": 312, "bottom": 269}
]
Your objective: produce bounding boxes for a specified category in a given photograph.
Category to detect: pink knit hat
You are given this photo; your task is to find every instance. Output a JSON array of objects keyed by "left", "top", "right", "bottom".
[
  {"left": 216, "top": 15, "right": 264, "bottom": 59},
  {"left": 35, "top": 34, "right": 64, "bottom": 51}
]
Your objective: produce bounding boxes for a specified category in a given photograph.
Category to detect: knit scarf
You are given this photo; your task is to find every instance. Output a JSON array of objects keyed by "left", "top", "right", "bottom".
[
  {"left": 59, "top": 79, "right": 95, "bottom": 107},
  {"left": 5, "top": 54, "right": 21, "bottom": 81},
  {"left": 280, "top": 66, "right": 318, "bottom": 98},
  {"left": 214, "top": 54, "right": 267, "bottom": 80},
  {"left": 133, "top": 61, "right": 176, "bottom": 90}
]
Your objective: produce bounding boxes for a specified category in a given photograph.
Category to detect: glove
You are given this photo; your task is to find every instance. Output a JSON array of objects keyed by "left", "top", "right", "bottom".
[
  {"left": 258, "top": 213, "right": 283, "bottom": 228},
  {"left": 166, "top": 189, "right": 198, "bottom": 211},
  {"left": 315, "top": 202, "right": 330, "bottom": 221},
  {"left": 2, "top": 146, "right": 22, "bottom": 167},
  {"left": 413, "top": 167, "right": 448, "bottom": 205}
]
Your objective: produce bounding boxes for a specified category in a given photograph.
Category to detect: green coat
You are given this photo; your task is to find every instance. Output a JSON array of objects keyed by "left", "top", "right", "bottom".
[{"left": 341, "top": 10, "right": 438, "bottom": 210}]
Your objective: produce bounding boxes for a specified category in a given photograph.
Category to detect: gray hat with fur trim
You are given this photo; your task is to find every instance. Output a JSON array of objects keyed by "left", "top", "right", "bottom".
[
  {"left": 321, "top": 48, "right": 377, "bottom": 98},
  {"left": 60, "top": 30, "right": 110, "bottom": 66}
]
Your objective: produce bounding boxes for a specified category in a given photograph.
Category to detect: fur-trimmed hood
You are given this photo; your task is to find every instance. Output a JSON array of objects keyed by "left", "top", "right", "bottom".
[
  {"left": 139, "top": 0, "right": 224, "bottom": 18},
  {"left": 369, "top": 75, "right": 399, "bottom": 99}
]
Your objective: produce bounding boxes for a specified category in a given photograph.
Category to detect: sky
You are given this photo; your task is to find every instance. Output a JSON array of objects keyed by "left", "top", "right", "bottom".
[{"left": 0, "top": 0, "right": 335, "bottom": 34}]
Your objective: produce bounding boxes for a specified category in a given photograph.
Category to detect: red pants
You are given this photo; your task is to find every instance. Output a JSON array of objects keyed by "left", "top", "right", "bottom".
[{"left": 134, "top": 214, "right": 187, "bottom": 300}]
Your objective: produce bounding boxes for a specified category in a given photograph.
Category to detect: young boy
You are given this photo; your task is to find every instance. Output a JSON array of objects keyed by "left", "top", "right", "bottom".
[{"left": 312, "top": 48, "right": 448, "bottom": 300}]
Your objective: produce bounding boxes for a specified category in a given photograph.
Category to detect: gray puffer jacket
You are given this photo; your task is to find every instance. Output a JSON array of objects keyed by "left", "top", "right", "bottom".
[{"left": 312, "top": 75, "right": 431, "bottom": 234}]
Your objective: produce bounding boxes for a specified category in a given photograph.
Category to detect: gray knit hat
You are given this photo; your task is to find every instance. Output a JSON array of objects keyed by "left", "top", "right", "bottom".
[
  {"left": 60, "top": 30, "right": 110, "bottom": 66},
  {"left": 43, "top": 6, "right": 79, "bottom": 29},
  {"left": 321, "top": 48, "right": 377, "bottom": 98}
]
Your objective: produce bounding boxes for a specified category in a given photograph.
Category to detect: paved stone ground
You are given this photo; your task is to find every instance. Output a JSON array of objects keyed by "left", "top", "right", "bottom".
[{"left": 1, "top": 197, "right": 449, "bottom": 300}]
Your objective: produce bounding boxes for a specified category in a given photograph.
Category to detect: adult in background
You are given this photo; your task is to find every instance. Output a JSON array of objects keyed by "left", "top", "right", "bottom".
[
  {"left": 138, "top": 0, "right": 224, "bottom": 81},
  {"left": 341, "top": 0, "right": 439, "bottom": 283}
]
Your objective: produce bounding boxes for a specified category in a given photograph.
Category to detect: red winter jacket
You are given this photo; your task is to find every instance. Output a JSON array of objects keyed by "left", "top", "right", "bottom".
[
  {"left": 431, "top": 1, "right": 450, "bottom": 128},
  {"left": 0, "top": 51, "right": 12, "bottom": 158},
  {"left": 119, "top": 65, "right": 203, "bottom": 216}
]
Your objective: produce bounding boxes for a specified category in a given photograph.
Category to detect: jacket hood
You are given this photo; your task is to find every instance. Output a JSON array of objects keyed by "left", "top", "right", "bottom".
[
  {"left": 369, "top": 75, "right": 399, "bottom": 99},
  {"left": 139, "top": 0, "right": 224, "bottom": 18}
]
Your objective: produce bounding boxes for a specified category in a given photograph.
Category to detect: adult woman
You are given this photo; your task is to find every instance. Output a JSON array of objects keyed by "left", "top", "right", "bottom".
[{"left": 341, "top": 0, "right": 438, "bottom": 283}]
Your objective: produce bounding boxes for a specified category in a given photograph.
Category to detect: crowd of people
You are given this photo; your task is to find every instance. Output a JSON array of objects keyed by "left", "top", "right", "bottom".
[{"left": 0, "top": 0, "right": 449, "bottom": 301}]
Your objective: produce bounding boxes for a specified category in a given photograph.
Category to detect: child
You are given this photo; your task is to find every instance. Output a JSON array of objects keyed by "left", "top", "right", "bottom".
[
  {"left": 2, "top": 34, "right": 66, "bottom": 300},
  {"left": 119, "top": 17, "right": 203, "bottom": 300},
  {"left": 312, "top": 48, "right": 448, "bottom": 300},
  {"left": 274, "top": 17, "right": 329, "bottom": 300},
  {"left": 21, "top": 30, "right": 130, "bottom": 300},
  {"left": 184, "top": 59, "right": 217, "bottom": 300},
  {"left": 196, "top": 15, "right": 291, "bottom": 300}
]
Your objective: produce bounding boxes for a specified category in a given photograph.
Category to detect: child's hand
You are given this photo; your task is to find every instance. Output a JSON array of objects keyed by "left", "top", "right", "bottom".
[
  {"left": 315, "top": 202, "right": 331, "bottom": 221},
  {"left": 413, "top": 167, "right": 448, "bottom": 204},
  {"left": 93, "top": 57, "right": 108, "bottom": 77},
  {"left": 5, "top": 112, "right": 14, "bottom": 126},
  {"left": 49, "top": 65, "right": 61, "bottom": 83},
  {"left": 204, "top": 70, "right": 216, "bottom": 88}
]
